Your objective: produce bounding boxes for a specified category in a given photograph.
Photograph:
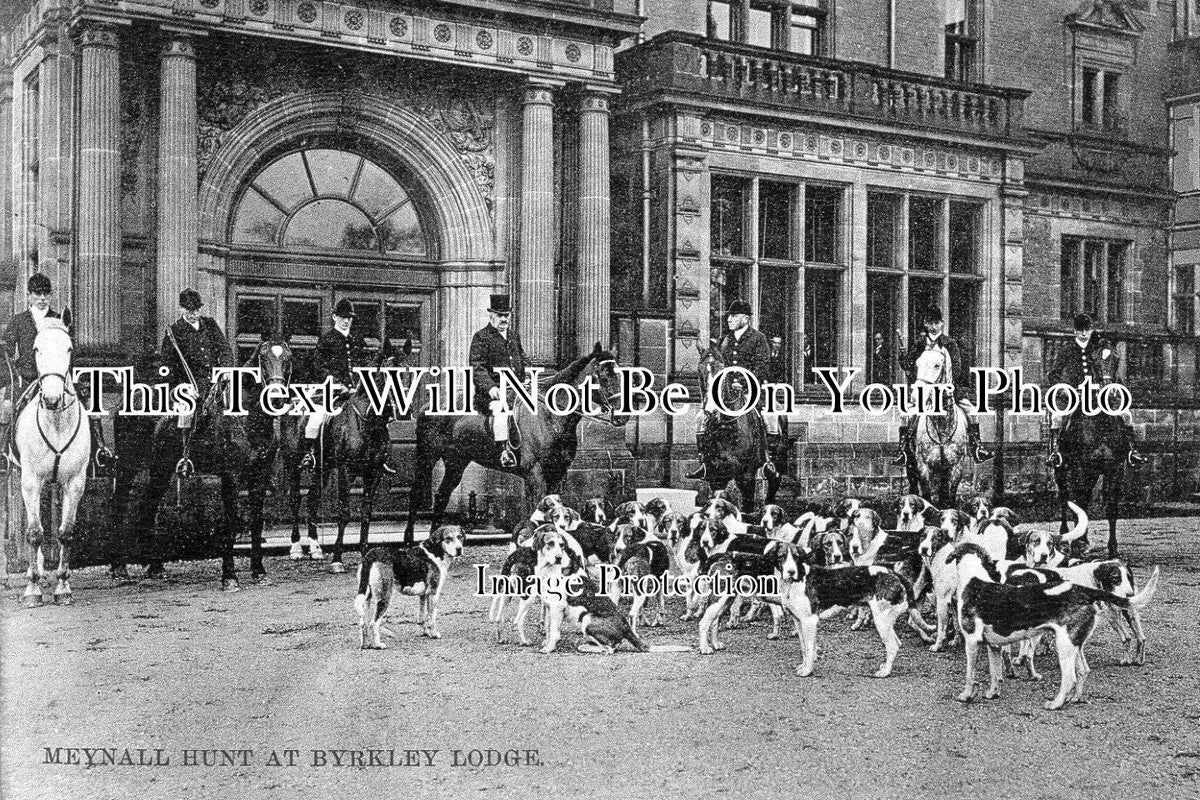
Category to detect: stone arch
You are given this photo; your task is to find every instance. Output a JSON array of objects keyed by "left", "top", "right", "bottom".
[{"left": 198, "top": 92, "right": 495, "bottom": 264}]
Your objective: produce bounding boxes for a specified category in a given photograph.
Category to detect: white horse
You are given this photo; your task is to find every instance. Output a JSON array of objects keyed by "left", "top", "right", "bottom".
[{"left": 13, "top": 319, "right": 90, "bottom": 606}]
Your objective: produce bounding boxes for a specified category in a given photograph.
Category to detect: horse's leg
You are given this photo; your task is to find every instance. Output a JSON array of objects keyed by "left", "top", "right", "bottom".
[
  {"left": 430, "top": 460, "right": 468, "bottom": 534},
  {"left": 108, "top": 462, "right": 137, "bottom": 583},
  {"left": 1105, "top": 471, "right": 1121, "bottom": 560},
  {"left": 736, "top": 473, "right": 757, "bottom": 518},
  {"left": 329, "top": 466, "right": 350, "bottom": 574},
  {"left": 359, "top": 466, "right": 379, "bottom": 555},
  {"left": 138, "top": 462, "right": 175, "bottom": 578},
  {"left": 246, "top": 457, "right": 268, "bottom": 581},
  {"left": 287, "top": 452, "right": 305, "bottom": 559},
  {"left": 20, "top": 473, "right": 45, "bottom": 607},
  {"left": 53, "top": 468, "right": 88, "bottom": 605},
  {"left": 306, "top": 464, "right": 325, "bottom": 562},
  {"left": 219, "top": 470, "right": 240, "bottom": 592}
]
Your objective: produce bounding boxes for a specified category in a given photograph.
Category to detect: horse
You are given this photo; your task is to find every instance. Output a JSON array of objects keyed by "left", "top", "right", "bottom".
[
  {"left": 11, "top": 319, "right": 91, "bottom": 606},
  {"left": 1053, "top": 346, "right": 1128, "bottom": 559},
  {"left": 288, "top": 339, "right": 410, "bottom": 573},
  {"left": 238, "top": 339, "right": 298, "bottom": 582},
  {"left": 108, "top": 358, "right": 253, "bottom": 591},
  {"left": 908, "top": 391, "right": 970, "bottom": 509},
  {"left": 403, "top": 342, "right": 626, "bottom": 541},
  {"left": 693, "top": 342, "right": 778, "bottom": 516}
]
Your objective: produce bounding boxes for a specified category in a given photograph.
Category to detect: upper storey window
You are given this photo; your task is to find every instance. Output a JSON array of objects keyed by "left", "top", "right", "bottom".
[
  {"left": 944, "top": 0, "right": 979, "bottom": 82},
  {"left": 231, "top": 148, "right": 429, "bottom": 257},
  {"left": 707, "top": 0, "right": 828, "bottom": 57}
]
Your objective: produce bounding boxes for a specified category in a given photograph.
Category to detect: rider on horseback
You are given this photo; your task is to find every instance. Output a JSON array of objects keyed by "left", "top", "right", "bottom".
[
  {"left": 685, "top": 300, "right": 777, "bottom": 480},
  {"left": 161, "top": 289, "right": 233, "bottom": 430},
  {"left": 298, "top": 299, "right": 383, "bottom": 472},
  {"left": 469, "top": 294, "right": 528, "bottom": 470},
  {"left": 892, "top": 305, "right": 993, "bottom": 466},
  {"left": 1045, "top": 313, "right": 1146, "bottom": 468},
  {"left": 2, "top": 273, "right": 110, "bottom": 467}
]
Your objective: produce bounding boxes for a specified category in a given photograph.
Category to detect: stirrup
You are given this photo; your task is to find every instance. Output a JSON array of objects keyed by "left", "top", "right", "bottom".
[
  {"left": 381, "top": 462, "right": 397, "bottom": 475},
  {"left": 93, "top": 446, "right": 117, "bottom": 470},
  {"left": 299, "top": 450, "right": 317, "bottom": 471},
  {"left": 762, "top": 459, "right": 778, "bottom": 479},
  {"left": 1126, "top": 449, "right": 1147, "bottom": 466},
  {"left": 685, "top": 464, "right": 706, "bottom": 480},
  {"left": 1046, "top": 450, "right": 1063, "bottom": 469},
  {"left": 499, "top": 445, "right": 517, "bottom": 469},
  {"left": 973, "top": 445, "right": 994, "bottom": 462},
  {"left": 891, "top": 448, "right": 910, "bottom": 466}
]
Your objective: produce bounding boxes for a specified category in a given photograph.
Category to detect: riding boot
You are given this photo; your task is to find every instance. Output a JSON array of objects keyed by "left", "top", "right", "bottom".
[
  {"left": 1046, "top": 429, "right": 1063, "bottom": 469},
  {"left": 968, "top": 422, "right": 994, "bottom": 462},
  {"left": 90, "top": 417, "right": 116, "bottom": 470},
  {"left": 299, "top": 437, "right": 318, "bottom": 471},
  {"left": 763, "top": 433, "right": 780, "bottom": 479},
  {"left": 891, "top": 421, "right": 912, "bottom": 466},
  {"left": 1123, "top": 422, "right": 1147, "bottom": 466}
]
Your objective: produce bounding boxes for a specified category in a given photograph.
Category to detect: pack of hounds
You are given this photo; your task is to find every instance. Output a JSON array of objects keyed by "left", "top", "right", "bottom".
[{"left": 354, "top": 491, "right": 1161, "bottom": 711}]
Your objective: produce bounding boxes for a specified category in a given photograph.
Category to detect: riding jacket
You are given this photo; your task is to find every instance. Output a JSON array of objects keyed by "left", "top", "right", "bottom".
[
  {"left": 900, "top": 333, "right": 973, "bottom": 403},
  {"left": 2, "top": 307, "right": 61, "bottom": 386},
  {"left": 1045, "top": 336, "right": 1104, "bottom": 388},
  {"left": 160, "top": 317, "right": 233, "bottom": 399},
  {"left": 313, "top": 327, "right": 373, "bottom": 387},
  {"left": 469, "top": 323, "right": 529, "bottom": 414}
]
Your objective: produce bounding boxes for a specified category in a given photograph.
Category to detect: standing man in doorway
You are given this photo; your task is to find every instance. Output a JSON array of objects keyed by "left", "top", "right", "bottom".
[{"left": 469, "top": 294, "right": 528, "bottom": 469}]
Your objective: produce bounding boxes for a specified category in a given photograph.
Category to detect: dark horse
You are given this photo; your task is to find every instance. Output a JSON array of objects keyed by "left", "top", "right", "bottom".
[
  {"left": 1053, "top": 347, "right": 1131, "bottom": 559},
  {"left": 239, "top": 339, "right": 298, "bottom": 582},
  {"left": 288, "top": 339, "right": 410, "bottom": 573},
  {"left": 109, "top": 364, "right": 253, "bottom": 591},
  {"left": 403, "top": 343, "right": 625, "bottom": 542},
  {"left": 693, "top": 342, "right": 779, "bottom": 516}
]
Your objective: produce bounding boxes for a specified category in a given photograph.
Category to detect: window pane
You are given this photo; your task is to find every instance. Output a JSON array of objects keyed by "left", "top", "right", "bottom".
[
  {"left": 1083, "top": 241, "right": 1104, "bottom": 318},
  {"left": 379, "top": 203, "right": 428, "bottom": 256},
  {"left": 758, "top": 265, "right": 795, "bottom": 381},
  {"left": 748, "top": 7, "right": 772, "bottom": 47},
  {"left": 708, "top": 0, "right": 733, "bottom": 40},
  {"left": 237, "top": 296, "right": 277, "bottom": 339},
  {"left": 909, "top": 197, "right": 942, "bottom": 272},
  {"left": 232, "top": 187, "right": 285, "bottom": 244},
  {"left": 253, "top": 152, "right": 312, "bottom": 211},
  {"left": 305, "top": 149, "right": 360, "bottom": 198},
  {"left": 1106, "top": 243, "right": 1125, "bottom": 322},
  {"left": 1103, "top": 73, "right": 1120, "bottom": 130},
  {"left": 1061, "top": 237, "right": 1080, "bottom": 319},
  {"left": 908, "top": 278, "right": 941, "bottom": 346},
  {"left": 949, "top": 201, "right": 980, "bottom": 274},
  {"left": 804, "top": 270, "right": 839, "bottom": 384},
  {"left": 284, "top": 199, "right": 376, "bottom": 250},
  {"left": 386, "top": 303, "right": 422, "bottom": 349},
  {"left": 867, "top": 275, "right": 899, "bottom": 385},
  {"left": 1083, "top": 69, "right": 1098, "bottom": 125},
  {"left": 711, "top": 176, "right": 746, "bottom": 257},
  {"left": 282, "top": 299, "right": 322, "bottom": 340},
  {"left": 805, "top": 185, "right": 841, "bottom": 264},
  {"left": 950, "top": 279, "right": 977, "bottom": 364},
  {"left": 354, "top": 160, "right": 406, "bottom": 220},
  {"left": 790, "top": 9, "right": 822, "bottom": 55},
  {"left": 1176, "top": 265, "right": 1196, "bottom": 336},
  {"left": 867, "top": 192, "right": 899, "bottom": 269},
  {"left": 347, "top": 301, "right": 380, "bottom": 341},
  {"left": 759, "top": 181, "right": 793, "bottom": 261}
]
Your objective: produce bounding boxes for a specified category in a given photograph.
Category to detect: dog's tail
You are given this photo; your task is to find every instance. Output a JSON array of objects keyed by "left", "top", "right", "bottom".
[{"left": 354, "top": 549, "right": 380, "bottom": 614}]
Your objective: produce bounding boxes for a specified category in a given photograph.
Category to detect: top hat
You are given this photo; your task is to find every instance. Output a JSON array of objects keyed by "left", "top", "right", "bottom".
[
  {"left": 179, "top": 288, "right": 204, "bottom": 311},
  {"left": 27, "top": 273, "right": 52, "bottom": 294},
  {"left": 1073, "top": 313, "right": 1094, "bottom": 331},
  {"left": 726, "top": 300, "right": 752, "bottom": 317},
  {"left": 489, "top": 294, "right": 512, "bottom": 314},
  {"left": 921, "top": 305, "right": 943, "bottom": 323},
  {"left": 334, "top": 299, "right": 356, "bottom": 318}
]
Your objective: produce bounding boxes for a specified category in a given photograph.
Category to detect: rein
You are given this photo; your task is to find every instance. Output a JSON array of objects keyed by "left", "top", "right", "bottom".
[{"left": 34, "top": 389, "right": 83, "bottom": 484}]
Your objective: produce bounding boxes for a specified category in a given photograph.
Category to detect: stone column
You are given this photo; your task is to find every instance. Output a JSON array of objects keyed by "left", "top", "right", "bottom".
[
  {"left": 157, "top": 32, "right": 199, "bottom": 333},
  {"left": 518, "top": 81, "right": 556, "bottom": 365},
  {"left": 74, "top": 23, "right": 121, "bottom": 353},
  {"left": 577, "top": 90, "right": 612, "bottom": 353}
]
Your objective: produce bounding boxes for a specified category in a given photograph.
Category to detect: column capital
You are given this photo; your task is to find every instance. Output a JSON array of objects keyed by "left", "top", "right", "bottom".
[
  {"left": 72, "top": 22, "right": 120, "bottom": 50},
  {"left": 579, "top": 92, "right": 612, "bottom": 114},
  {"left": 522, "top": 79, "right": 561, "bottom": 107},
  {"left": 160, "top": 34, "right": 197, "bottom": 60}
]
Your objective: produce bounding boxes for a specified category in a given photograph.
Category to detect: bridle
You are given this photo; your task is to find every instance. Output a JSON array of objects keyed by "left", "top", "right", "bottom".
[
  {"left": 31, "top": 329, "right": 82, "bottom": 482},
  {"left": 585, "top": 356, "right": 624, "bottom": 426}
]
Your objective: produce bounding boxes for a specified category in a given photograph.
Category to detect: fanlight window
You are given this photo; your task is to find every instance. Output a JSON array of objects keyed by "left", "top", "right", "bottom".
[{"left": 231, "top": 149, "right": 428, "bottom": 257}]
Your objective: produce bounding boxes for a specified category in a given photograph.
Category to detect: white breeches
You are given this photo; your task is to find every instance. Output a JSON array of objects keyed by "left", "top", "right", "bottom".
[
  {"left": 763, "top": 412, "right": 781, "bottom": 436},
  {"left": 490, "top": 399, "right": 510, "bottom": 442},
  {"left": 902, "top": 394, "right": 978, "bottom": 426},
  {"left": 305, "top": 411, "right": 327, "bottom": 439}
]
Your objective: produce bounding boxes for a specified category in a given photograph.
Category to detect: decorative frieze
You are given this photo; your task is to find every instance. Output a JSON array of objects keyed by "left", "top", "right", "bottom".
[
  {"left": 690, "top": 116, "right": 1002, "bottom": 183},
  {"left": 1025, "top": 191, "right": 1168, "bottom": 227},
  {"left": 66, "top": 0, "right": 616, "bottom": 82}
]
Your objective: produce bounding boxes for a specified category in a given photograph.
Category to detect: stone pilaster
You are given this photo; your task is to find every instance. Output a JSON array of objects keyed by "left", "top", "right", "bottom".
[
  {"left": 74, "top": 23, "right": 122, "bottom": 354},
  {"left": 518, "top": 81, "right": 556, "bottom": 365},
  {"left": 157, "top": 32, "right": 199, "bottom": 333},
  {"left": 577, "top": 90, "right": 612, "bottom": 353}
]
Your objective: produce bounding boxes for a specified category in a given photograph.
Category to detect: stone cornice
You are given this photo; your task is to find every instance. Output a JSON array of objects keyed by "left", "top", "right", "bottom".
[{"left": 50, "top": 0, "right": 624, "bottom": 86}]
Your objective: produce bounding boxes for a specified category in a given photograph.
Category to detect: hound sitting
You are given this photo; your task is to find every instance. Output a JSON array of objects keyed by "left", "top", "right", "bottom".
[
  {"left": 354, "top": 525, "right": 466, "bottom": 649},
  {"left": 948, "top": 543, "right": 1159, "bottom": 710}
]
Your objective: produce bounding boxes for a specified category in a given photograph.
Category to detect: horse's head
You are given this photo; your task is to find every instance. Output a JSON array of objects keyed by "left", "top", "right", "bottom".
[
  {"left": 696, "top": 339, "right": 726, "bottom": 394},
  {"left": 586, "top": 342, "right": 628, "bottom": 428},
  {"left": 33, "top": 320, "right": 74, "bottom": 410},
  {"left": 253, "top": 339, "right": 294, "bottom": 387}
]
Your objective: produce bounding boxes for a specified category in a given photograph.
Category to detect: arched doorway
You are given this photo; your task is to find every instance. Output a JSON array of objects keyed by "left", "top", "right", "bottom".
[{"left": 224, "top": 144, "right": 436, "bottom": 373}]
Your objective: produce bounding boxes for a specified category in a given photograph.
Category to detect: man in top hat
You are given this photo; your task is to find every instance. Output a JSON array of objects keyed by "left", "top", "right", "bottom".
[
  {"left": 469, "top": 294, "right": 528, "bottom": 469},
  {"left": 2, "top": 273, "right": 62, "bottom": 454},
  {"left": 1045, "top": 312, "right": 1145, "bottom": 467},
  {"left": 686, "top": 299, "right": 777, "bottom": 480},
  {"left": 299, "top": 299, "right": 377, "bottom": 470},
  {"left": 894, "top": 305, "right": 993, "bottom": 466},
  {"left": 160, "top": 289, "right": 234, "bottom": 427}
]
